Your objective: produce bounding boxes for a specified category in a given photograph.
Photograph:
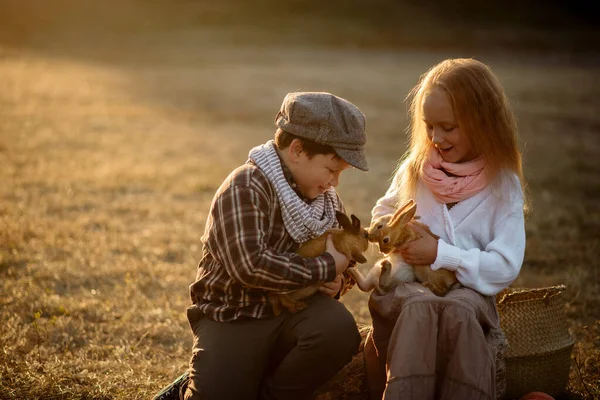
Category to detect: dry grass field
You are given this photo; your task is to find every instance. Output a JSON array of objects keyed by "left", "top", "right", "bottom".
[{"left": 1, "top": 1, "right": 598, "bottom": 399}]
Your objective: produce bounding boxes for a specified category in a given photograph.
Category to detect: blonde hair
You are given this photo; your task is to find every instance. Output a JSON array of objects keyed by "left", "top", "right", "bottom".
[{"left": 395, "top": 58, "right": 526, "bottom": 209}]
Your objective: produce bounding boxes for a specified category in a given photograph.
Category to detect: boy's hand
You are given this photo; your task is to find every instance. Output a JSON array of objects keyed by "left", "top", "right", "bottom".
[
  {"left": 319, "top": 274, "right": 342, "bottom": 297},
  {"left": 325, "top": 234, "right": 351, "bottom": 275}
]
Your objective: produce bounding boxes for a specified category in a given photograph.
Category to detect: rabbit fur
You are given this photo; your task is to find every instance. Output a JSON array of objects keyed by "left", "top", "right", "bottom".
[
  {"left": 268, "top": 211, "right": 370, "bottom": 315},
  {"left": 347, "top": 199, "right": 459, "bottom": 296}
]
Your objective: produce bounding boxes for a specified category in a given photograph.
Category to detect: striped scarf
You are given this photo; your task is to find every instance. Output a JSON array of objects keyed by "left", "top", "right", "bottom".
[{"left": 248, "top": 140, "right": 338, "bottom": 243}]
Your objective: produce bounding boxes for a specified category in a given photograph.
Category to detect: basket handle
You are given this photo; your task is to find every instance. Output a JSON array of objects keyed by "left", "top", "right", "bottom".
[{"left": 497, "top": 284, "right": 567, "bottom": 306}]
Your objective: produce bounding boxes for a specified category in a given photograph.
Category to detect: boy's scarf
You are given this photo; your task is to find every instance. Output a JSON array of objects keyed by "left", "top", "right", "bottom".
[
  {"left": 248, "top": 140, "right": 338, "bottom": 243},
  {"left": 422, "top": 147, "right": 490, "bottom": 203}
]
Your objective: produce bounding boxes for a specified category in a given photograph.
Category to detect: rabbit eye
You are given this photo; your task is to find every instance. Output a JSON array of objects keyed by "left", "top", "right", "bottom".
[
  {"left": 383, "top": 237, "right": 390, "bottom": 244},
  {"left": 376, "top": 224, "right": 383, "bottom": 230},
  {"left": 362, "top": 232, "right": 368, "bottom": 238}
]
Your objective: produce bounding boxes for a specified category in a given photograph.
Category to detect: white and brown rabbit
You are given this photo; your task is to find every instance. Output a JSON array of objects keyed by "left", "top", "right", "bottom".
[
  {"left": 268, "top": 211, "right": 370, "bottom": 315},
  {"left": 348, "top": 200, "right": 459, "bottom": 296}
]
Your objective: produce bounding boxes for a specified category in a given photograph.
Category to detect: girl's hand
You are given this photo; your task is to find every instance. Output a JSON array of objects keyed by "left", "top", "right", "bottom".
[
  {"left": 319, "top": 274, "right": 342, "bottom": 297},
  {"left": 398, "top": 222, "right": 438, "bottom": 265}
]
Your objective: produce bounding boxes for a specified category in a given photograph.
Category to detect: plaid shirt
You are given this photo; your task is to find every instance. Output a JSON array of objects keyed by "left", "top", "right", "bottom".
[{"left": 190, "top": 157, "right": 354, "bottom": 322}]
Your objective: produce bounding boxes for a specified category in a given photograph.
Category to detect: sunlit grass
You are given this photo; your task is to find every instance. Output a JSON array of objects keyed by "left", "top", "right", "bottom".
[{"left": 1, "top": 2, "right": 599, "bottom": 399}]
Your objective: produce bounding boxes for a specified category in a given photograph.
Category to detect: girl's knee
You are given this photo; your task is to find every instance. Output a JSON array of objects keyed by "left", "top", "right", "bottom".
[{"left": 438, "top": 302, "right": 478, "bottom": 333}]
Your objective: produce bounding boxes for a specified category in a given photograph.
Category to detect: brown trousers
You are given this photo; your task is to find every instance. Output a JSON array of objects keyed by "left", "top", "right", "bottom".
[
  {"left": 183, "top": 293, "right": 361, "bottom": 400},
  {"left": 364, "top": 282, "right": 507, "bottom": 400}
]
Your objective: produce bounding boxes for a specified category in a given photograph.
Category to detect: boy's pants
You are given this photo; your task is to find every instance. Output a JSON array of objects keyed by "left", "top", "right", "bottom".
[{"left": 183, "top": 293, "right": 361, "bottom": 400}]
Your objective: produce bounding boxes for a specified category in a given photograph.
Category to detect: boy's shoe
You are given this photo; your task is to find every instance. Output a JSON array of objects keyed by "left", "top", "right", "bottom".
[{"left": 152, "top": 371, "right": 189, "bottom": 400}]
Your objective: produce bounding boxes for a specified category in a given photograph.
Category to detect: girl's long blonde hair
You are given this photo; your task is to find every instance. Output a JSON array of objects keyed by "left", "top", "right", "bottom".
[{"left": 395, "top": 58, "right": 526, "bottom": 208}]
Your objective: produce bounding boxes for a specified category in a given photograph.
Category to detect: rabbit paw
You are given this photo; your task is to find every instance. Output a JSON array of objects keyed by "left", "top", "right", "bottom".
[{"left": 380, "top": 259, "right": 392, "bottom": 274}]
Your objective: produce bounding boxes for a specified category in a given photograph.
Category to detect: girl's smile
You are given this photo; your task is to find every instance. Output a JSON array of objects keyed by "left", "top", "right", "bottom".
[
  {"left": 437, "top": 146, "right": 453, "bottom": 156},
  {"left": 422, "top": 88, "right": 478, "bottom": 163}
]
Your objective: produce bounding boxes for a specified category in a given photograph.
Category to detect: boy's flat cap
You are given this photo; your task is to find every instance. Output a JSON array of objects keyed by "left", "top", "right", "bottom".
[{"left": 275, "top": 92, "right": 368, "bottom": 171}]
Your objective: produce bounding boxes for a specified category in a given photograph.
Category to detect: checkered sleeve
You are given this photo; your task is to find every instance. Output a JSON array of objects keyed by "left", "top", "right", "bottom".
[{"left": 207, "top": 182, "right": 337, "bottom": 291}]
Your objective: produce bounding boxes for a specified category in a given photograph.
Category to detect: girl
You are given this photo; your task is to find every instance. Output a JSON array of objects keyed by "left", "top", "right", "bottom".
[{"left": 364, "top": 58, "right": 526, "bottom": 400}]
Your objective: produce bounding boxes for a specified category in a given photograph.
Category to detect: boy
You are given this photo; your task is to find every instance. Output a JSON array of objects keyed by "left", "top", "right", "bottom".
[{"left": 184, "top": 92, "right": 369, "bottom": 400}]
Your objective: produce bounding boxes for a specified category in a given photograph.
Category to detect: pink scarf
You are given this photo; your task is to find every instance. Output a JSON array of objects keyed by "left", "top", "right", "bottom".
[{"left": 422, "top": 147, "right": 490, "bottom": 203}]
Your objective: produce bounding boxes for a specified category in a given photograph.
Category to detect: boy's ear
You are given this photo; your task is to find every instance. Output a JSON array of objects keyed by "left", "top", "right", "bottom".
[
  {"left": 288, "top": 139, "right": 304, "bottom": 161},
  {"left": 336, "top": 211, "right": 353, "bottom": 231}
]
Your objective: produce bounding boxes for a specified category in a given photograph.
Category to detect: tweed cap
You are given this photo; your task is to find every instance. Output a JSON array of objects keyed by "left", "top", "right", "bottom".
[{"left": 275, "top": 92, "right": 368, "bottom": 171}]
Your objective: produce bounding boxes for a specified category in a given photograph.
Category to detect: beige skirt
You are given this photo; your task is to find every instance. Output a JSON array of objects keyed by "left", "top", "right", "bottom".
[{"left": 364, "top": 282, "right": 507, "bottom": 400}]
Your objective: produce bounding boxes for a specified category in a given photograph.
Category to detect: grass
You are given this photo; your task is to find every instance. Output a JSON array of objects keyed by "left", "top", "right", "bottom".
[{"left": 0, "top": 1, "right": 598, "bottom": 399}]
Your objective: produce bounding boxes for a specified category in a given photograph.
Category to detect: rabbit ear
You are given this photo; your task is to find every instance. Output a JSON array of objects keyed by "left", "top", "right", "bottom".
[
  {"left": 389, "top": 200, "right": 417, "bottom": 227},
  {"left": 351, "top": 214, "right": 361, "bottom": 231},
  {"left": 386, "top": 209, "right": 404, "bottom": 229},
  {"left": 392, "top": 199, "right": 414, "bottom": 219},
  {"left": 335, "top": 211, "right": 353, "bottom": 232},
  {"left": 398, "top": 199, "right": 415, "bottom": 212},
  {"left": 387, "top": 199, "right": 412, "bottom": 226},
  {"left": 401, "top": 203, "right": 417, "bottom": 224}
]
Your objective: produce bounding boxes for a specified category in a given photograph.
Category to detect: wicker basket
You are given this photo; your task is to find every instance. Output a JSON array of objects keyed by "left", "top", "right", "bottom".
[{"left": 497, "top": 285, "right": 575, "bottom": 400}]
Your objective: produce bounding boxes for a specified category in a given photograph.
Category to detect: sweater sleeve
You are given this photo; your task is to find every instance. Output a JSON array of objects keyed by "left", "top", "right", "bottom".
[
  {"left": 207, "top": 183, "right": 337, "bottom": 292},
  {"left": 431, "top": 207, "right": 526, "bottom": 296},
  {"left": 372, "top": 167, "right": 403, "bottom": 220}
]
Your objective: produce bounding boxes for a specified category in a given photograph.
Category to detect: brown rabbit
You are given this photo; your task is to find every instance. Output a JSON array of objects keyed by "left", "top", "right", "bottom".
[
  {"left": 348, "top": 200, "right": 459, "bottom": 296},
  {"left": 268, "top": 211, "right": 370, "bottom": 315}
]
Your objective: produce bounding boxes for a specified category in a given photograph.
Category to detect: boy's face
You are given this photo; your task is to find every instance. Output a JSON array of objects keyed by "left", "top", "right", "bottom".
[{"left": 290, "top": 150, "right": 350, "bottom": 200}]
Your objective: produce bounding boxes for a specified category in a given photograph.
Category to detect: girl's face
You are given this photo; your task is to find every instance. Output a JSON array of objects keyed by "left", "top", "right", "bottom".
[
  {"left": 422, "top": 88, "right": 478, "bottom": 163},
  {"left": 291, "top": 150, "right": 350, "bottom": 200}
]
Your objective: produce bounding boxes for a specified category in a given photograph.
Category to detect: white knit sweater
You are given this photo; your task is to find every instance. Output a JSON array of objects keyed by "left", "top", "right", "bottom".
[{"left": 372, "top": 169, "right": 526, "bottom": 296}]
